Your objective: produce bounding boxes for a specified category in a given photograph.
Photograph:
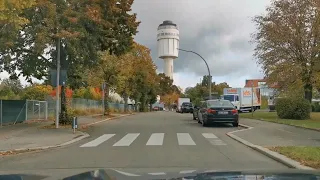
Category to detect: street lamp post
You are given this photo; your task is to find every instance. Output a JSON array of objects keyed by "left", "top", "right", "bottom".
[
  {"left": 177, "top": 48, "right": 212, "bottom": 100},
  {"left": 251, "top": 82, "right": 254, "bottom": 117}
]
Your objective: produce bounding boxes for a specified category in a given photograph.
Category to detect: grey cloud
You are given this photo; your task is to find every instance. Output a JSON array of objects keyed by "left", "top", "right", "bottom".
[{"left": 132, "top": 0, "right": 271, "bottom": 78}]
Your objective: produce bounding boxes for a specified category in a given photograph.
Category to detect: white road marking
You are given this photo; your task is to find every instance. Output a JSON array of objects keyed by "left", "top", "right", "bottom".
[
  {"left": 146, "top": 133, "right": 164, "bottom": 145},
  {"left": 179, "top": 170, "right": 196, "bottom": 174},
  {"left": 113, "top": 169, "right": 140, "bottom": 176},
  {"left": 202, "top": 133, "right": 218, "bottom": 139},
  {"left": 209, "top": 139, "right": 227, "bottom": 145},
  {"left": 148, "top": 172, "right": 166, "bottom": 175},
  {"left": 80, "top": 134, "right": 115, "bottom": 147},
  {"left": 177, "top": 133, "right": 196, "bottom": 145},
  {"left": 113, "top": 133, "right": 140, "bottom": 146}
]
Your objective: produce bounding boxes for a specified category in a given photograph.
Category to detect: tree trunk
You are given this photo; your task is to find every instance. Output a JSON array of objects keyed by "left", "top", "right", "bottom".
[
  {"left": 104, "top": 86, "right": 110, "bottom": 115},
  {"left": 304, "top": 83, "right": 313, "bottom": 102},
  {"left": 124, "top": 93, "right": 128, "bottom": 113}
]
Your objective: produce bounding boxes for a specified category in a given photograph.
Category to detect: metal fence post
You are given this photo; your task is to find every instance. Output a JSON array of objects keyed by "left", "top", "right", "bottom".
[
  {"left": 0, "top": 100, "right": 2, "bottom": 127},
  {"left": 38, "top": 101, "right": 40, "bottom": 120},
  {"left": 32, "top": 100, "right": 35, "bottom": 118},
  {"left": 25, "top": 100, "right": 28, "bottom": 121},
  {"left": 45, "top": 101, "right": 48, "bottom": 120}
]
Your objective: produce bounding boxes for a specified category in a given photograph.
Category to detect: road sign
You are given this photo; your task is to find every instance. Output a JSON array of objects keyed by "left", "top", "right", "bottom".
[{"left": 50, "top": 69, "right": 67, "bottom": 87}]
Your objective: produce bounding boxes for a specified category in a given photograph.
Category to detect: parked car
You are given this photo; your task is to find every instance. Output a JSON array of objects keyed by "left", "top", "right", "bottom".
[
  {"left": 181, "top": 102, "right": 193, "bottom": 113},
  {"left": 198, "top": 99, "right": 239, "bottom": 127},
  {"left": 193, "top": 101, "right": 205, "bottom": 120}
]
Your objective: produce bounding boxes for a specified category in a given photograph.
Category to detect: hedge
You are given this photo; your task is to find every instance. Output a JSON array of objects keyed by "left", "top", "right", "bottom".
[{"left": 275, "top": 98, "right": 311, "bottom": 120}]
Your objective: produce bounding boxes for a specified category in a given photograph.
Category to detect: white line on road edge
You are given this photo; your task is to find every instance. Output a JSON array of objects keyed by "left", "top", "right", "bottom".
[
  {"left": 148, "top": 172, "right": 166, "bottom": 175},
  {"left": 112, "top": 169, "right": 140, "bottom": 177},
  {"left": 179, "top": 170, "right": 196, "bottom": 174},
  {"left": 227, "top": 124, "right": 314, "bottom": 170}
]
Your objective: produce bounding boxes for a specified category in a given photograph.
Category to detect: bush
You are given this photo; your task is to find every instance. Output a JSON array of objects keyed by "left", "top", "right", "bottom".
[
  {"left": 311, "top": 102, "right": 320, "bottom": 112},
  {"left": 275, "top": 98, "right": 311, "bottom": 120}
]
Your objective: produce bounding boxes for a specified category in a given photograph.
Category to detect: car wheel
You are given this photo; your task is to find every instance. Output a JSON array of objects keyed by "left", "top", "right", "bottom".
[
  {"left": 202, "top": 116, "right": 207, "bottom": 127},
  {"left": 232, "top": 122, "right": 239, "bottom": 127}
]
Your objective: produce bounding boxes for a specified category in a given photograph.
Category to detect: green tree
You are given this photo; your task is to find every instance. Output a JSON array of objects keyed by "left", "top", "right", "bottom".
[
  {"left": 0, "top": 78, "right": 23, "bottom": 94},
  {"left": 252, "top": 0, "right": 320, "bottom": 102}
]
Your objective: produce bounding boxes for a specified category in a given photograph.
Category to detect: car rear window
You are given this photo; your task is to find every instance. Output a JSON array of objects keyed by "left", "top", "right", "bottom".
[{"left": 207, "top": 100, "right": 233, "bottom": 108}]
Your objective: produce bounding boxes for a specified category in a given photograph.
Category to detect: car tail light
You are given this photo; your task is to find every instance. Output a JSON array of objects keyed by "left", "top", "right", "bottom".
[
  {"left": 231, "top": 109, "right": 238, "bottom": 115},
  {"left": 207, "top": 109, "right": 216, "bottom": 114}
]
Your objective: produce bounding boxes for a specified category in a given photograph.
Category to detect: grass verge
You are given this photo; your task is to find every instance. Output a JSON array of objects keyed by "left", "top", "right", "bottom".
[
  {"left": 268, "top": 146, "right": 320, "bottom": 169},
  {"left": 240, "top": 112, "right": 320, "bottom": 130}
]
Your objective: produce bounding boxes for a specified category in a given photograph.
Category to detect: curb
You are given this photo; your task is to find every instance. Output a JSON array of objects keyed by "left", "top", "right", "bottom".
[
  {"left": 242, "top": 117, "right": 320, "bottom": 132},
  {"left": 0, "top": 132, "right": 90, "bottom": 155},
  {"left": 227, "top": 124, "right": 315, "bottom": 170}
]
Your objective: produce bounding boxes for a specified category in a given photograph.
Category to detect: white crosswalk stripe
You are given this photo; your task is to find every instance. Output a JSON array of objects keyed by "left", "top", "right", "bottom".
[
  {"left": 79, "top": 133, "right": 227, "bottom": 147},
  {"left": 80, "top": 134, "right": 115, "bottom": 147},
  {"left": 177, "top": 133, "right": 196, "bottom": 145},
  {"left": 202, "top": 133, "right": 227, "bottom": 145},
  {"left": 146, "top": 133, "right": 164, "bottom": 145},
  {"left": 113, "top": 133, "right": 140, "bottom": 146}
]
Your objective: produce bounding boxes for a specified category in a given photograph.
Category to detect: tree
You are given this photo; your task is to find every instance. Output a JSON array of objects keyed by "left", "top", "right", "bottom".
[
  {"left": 158, "top": 73, "right": 174, "bottom": 95},
  {"left": 86, "top": 52, "right": 121, "bottom": 115},
  {"left": 0, "top": 0, "right": 36, "bottom": 49},
  {"left": 129, "top": 43, "right": 158, "bottom": 112},
  {"left": 22, "top": 84, "right": 53, "bottom": 100},
  {"left": 161, "top": 92, "right": 180, "bottom": 107},
  {"left": 252, "top": 0, "right": 320, "bottom": 102},
  {"left": 0, "top": 0, "right": 140, "bottom": 83},
  {"left": 116, "top": 52, "right": 135, "bottom": 112},
  {"left": 0, "top": 78, "right": 23, "bottom": 94}
]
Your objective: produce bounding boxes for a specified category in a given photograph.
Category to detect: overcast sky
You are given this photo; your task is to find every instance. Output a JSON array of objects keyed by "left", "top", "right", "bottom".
[
  {"left": 0, "top": 0, "right": 271, "bottom": 91},
  {"left": 132, "top": 0, "right": 272, "bottom": 91}
]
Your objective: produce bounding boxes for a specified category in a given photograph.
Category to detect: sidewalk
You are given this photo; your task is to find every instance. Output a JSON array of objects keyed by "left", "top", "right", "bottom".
[
  {"left": 237, "top": 118, "right": 320, "bottom": 147},
  {"left": 0, "top": 113, "right": 132, "bottom": 154},
  {"left": 0, "top": 121, "right": 84, "bottom": 153}
]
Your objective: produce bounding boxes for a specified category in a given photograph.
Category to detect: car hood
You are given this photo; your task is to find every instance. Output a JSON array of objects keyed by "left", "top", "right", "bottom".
[{"left": 0, "top": 169, "right": 319, "bottom": 180}]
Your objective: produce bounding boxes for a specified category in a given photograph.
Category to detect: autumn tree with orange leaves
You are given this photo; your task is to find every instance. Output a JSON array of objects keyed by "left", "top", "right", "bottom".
[{"left": 252, "top": 0, "right": 320, "bottom": 101}]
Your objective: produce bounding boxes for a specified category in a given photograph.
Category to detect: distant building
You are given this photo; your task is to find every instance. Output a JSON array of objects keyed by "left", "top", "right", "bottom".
[{"left": 244, "top": 79, "right": 278, "bottom": 97}]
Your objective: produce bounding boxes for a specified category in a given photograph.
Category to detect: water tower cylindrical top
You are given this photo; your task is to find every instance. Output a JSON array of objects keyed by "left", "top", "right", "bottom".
[{"left": 157, "top": 20, "right": 179, "bottom": 59}]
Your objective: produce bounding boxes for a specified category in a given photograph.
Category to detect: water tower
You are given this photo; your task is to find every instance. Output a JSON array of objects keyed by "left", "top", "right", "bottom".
[{"left": 157, "top": 20, "right": 179, "bottom": 79}]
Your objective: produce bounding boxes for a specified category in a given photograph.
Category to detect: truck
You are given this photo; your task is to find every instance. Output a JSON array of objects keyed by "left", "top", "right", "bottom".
[
  {"left": 222, "top": 88, "right": 261, "bottom": 112},
  {"left": 176, "top": 98, "right": 191, "bottom": 113}
]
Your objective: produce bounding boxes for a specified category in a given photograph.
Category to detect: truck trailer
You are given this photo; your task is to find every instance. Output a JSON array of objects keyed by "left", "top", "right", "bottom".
[{"left": 222, "top": 87, "right": 261, "bottom": 112}]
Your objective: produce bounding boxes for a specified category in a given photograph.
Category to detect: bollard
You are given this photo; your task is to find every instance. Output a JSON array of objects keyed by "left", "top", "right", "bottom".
[{"left": 72, "top": 117, "right": 78, "bottom": 133}]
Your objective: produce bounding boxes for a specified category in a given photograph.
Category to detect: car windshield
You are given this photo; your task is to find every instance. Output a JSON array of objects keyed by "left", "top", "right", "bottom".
[
  {"left": 207, "top": 100, "right": 234, "bottom": 108},
  {"left": 182, "top": 102, "right": 192, "bottom": 106},
  {"left": 223, "top": 95, "right": 235, "bottom": 101}
]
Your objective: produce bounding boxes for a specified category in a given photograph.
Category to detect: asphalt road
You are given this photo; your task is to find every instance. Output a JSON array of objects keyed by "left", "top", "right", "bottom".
[{"left": 0, "top": 112, "right": 289, "bottom": 179}]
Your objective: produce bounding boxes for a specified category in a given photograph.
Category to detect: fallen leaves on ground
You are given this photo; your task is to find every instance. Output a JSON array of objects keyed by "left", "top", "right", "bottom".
[{"left": 0, "top": 149, "right": 42, "bottom": 156}]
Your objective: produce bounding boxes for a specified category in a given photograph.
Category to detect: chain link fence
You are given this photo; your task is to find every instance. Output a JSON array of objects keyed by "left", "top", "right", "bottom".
[
  {"left": 0, "top": 98, "right": 133, "bottom": 126},
  {"left": 0, "top": 100, "right": 48, "bottom": 126}
]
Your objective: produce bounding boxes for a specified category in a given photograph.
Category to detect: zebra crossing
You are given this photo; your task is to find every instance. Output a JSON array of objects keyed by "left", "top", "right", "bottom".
[{"left": 79, "top": 132, "right": 227, "bottom": 148}]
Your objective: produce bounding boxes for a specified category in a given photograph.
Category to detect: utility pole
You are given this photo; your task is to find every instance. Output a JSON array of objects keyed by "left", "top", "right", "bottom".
[
  {"left": 251, "top": 82, "right": 254, "bottom": 117},
  {"left": 102, "top": 82, "right": 105, "bottom": 117},
  {"left": 55, "top": 38, "right": 60, "bottom": 129}
]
